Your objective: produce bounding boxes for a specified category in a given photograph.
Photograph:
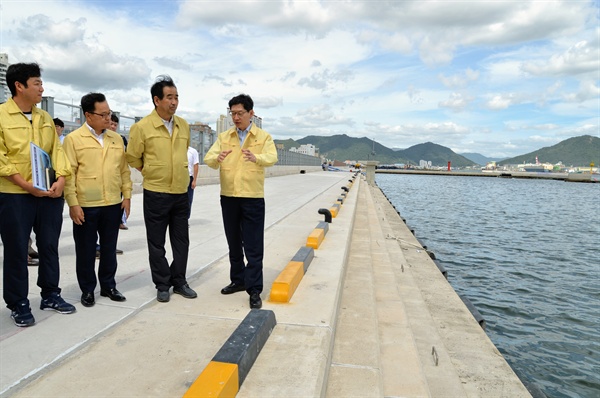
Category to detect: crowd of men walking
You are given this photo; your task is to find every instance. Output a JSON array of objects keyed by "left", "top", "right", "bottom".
[{"left": 0, "top": 62, "right": 277, "bottom": 327}]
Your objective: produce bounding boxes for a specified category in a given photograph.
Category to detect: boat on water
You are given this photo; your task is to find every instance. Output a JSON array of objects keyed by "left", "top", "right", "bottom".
[{"left": 519, "top": 156, "right": 552, "bottom": 172}]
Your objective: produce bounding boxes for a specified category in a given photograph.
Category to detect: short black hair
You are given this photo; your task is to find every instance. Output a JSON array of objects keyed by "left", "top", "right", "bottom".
[
  {"left": 6, "top": 63, "right": 42, "bottom": 97},
  {"left": 150, "top": 75, "right": 176, "bottom": 105},
  {"left": 228, "top": 94, "right": 253, "bottom": 112},
  {"left": 111, "top": 113, "right": 119, "bottom": 123},
  {"left": 53, "top": 118, "right": 64, "bottom": 128},
  {"left": 80, "top": 92, "right": 106, "bottom": 114}
]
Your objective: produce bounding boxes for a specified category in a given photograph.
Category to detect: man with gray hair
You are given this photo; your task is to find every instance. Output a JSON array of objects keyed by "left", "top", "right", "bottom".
[{"left": 127, "top": 75, "right": 197, "bottom": 303}]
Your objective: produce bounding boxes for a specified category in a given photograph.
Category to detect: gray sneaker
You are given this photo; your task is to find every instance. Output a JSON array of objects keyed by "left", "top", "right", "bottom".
[{"left": 40, "top": 293, "right": 76, "bottom": 314}]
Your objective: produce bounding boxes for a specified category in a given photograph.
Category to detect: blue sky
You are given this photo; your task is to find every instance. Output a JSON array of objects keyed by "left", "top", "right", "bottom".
[{"left": 1, "top": 0, "right": 598, "bottom": 158}]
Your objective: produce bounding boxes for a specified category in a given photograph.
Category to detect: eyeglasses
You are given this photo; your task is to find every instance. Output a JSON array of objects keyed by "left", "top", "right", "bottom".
[
  {"left": 230, "top": 111, "right": 247, "bottom": 118},
  {"left": 89, "top": 111, "right": 113, "bottom": 119}
]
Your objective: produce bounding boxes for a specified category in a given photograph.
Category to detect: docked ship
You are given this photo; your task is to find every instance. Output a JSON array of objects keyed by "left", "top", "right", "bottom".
[{"left": 519, "top": 156, "right": 552, "bottom": 172}]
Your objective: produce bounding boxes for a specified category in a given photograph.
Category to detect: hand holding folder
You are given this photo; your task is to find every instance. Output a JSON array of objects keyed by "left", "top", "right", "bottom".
[{"left": 30, "top": 142, "right": 56, "bottom": 191}]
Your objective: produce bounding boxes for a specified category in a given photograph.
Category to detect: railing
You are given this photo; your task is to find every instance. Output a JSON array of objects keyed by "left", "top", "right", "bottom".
[{"left": 40, "top": 96, "right": 321, "bottom": 166}]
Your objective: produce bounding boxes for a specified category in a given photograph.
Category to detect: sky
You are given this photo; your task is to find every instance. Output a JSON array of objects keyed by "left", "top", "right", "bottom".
[{"left": 0, "top": 0, "right": 598, "bottom": 158}]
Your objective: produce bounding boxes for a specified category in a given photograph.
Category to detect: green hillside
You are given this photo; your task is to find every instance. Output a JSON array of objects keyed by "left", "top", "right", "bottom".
[
  {"left": 274, "top": 138, "right": 300, "bottom": 150},
  {"left": 274, "top": 134, "right": 597, "bottom": 168},
  {"left": 402, "top": 142, "right": 476, "bottom": 168},
  {"left": 297, "top": 134, "right": 403, "bottom": 164},
  {"left": 499, "top": 135, "right": 599, "bottom": 167}
]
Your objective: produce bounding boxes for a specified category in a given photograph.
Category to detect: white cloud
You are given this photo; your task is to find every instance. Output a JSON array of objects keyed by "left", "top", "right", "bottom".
[
  {"left": 0, "top": 0, "right": 596, "bottom": 158},
  {"left": 439, "top": 68, "right": 480, "bottom": 89},
  {"left": 439, "top": 93, "right": 474, "bottom": 112},
  {"left": 522, "top": 39, "right": 600, "bottom": 78},
  {"left": 563, "top": 80, "right": 600, "bottom": 103},
  {"left": 486, "top": 94, "right": 518, "bottom": 110}
]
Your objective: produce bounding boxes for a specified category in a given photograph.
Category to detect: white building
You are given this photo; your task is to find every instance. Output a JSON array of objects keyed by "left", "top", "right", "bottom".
[
  {"left": 419, "top": 160, "right": 432, "bottom": 168},
  {"left": 0, "top": 53, "right": 9, "bottom": 103},
  {"left": 290, "top": 143, "right": 318, "bottom": 157},
  {"left": 216, "top": 109, "right": 262, "bottom": 133}
]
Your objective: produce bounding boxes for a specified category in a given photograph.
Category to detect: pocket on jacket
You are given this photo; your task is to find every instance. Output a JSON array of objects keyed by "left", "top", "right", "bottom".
[{"left": 77, "top": 176, "right": 102, "bottom": 202}]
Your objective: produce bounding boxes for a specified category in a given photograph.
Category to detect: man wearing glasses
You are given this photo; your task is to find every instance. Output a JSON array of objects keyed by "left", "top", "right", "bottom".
[
  {"left": 63, "top": 93, "right": 131, "bottom": 307},
  {"left": 126, "top": 75, "right": 197, "bottom": 303},
  {"left": 204, "top": 94, "right": 278, "bottom": 309}
]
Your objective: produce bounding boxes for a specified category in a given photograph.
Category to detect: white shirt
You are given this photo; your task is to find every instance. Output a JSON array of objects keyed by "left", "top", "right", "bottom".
[
  {"left": 86, "top": 123, "right": 105, "bottom": 147},
  {"left": 187, "top": 147, "right": 199, "bottom": 176}
]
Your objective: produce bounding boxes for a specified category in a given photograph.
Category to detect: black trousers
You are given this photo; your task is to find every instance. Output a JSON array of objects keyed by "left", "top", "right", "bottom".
[
  {"left": 73, "top": 203, "right": 121, "bottom": 293},
  {"left": 187, "top": 176, "right": 194, "bottom": 219},
  {"left": 220, "top": 196, "right": 265, "bottom": 294},
  {"left": 0, "top": 193, "right": 63, "bottom": 309},
  {"left": 143, "top": 189, "right": 189, "bottom": 291}
]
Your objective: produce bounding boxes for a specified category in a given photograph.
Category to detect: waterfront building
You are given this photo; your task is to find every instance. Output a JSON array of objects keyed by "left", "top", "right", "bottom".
[
  {"left": 290, "top": 143, "right": 319, "bottom": 157},
  {"left": 419, "top": 159, "right": 432, "bottom": 168}
]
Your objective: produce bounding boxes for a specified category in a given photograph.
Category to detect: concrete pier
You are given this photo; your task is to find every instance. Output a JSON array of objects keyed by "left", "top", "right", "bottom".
[{"left": 0, "top": 169, "right": 530, "bottom": 397}]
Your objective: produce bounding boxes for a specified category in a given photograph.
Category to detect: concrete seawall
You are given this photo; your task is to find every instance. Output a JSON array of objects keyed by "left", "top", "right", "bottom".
[{"left": 0, "top": 168, "right": 530, "bottom": 397}]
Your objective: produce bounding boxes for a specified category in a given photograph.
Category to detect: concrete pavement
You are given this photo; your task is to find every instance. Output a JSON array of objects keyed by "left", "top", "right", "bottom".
[
  {"left": 1, "top": 168, "right": 355, "bottom": 397},
  {"left": 0, "top": 167, "right": 531, "bottom": 397}
]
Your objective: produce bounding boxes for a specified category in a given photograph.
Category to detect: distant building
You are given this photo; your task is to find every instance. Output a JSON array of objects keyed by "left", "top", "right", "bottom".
[
  {"left": 216, "top": 108, "right": 262, "bottom": 133},
  {"left": 290, "top": 143, "right": 318, "bottom": 157},
  {"left": 419, "top": 160, "right": 432, "bottom": 168},
  {"left": 0, "top": 53, "right": 9, "bottom": 102},
  {"left": 189, "top": 122, "right": 215, "bottom": 162}
]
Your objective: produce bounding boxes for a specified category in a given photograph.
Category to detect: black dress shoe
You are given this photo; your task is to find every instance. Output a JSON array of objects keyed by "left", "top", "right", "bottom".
[
  {"left": 221, "top": 282, "right": 246, "bottom": 295},
  {"left": 157, "top": 290, "right": 170, "bottom": 303},
  {"left": 173, "top": 284, "right": 197, "bottom": 299},
  {"left": 249, "top": 292, "right": 262, "bottom": 309},
  {"left": 81, "top": 292, "right": 95, "bottom": 307},
  {"left": 100, "top": 288, "right": 126, "bottom": 302}
]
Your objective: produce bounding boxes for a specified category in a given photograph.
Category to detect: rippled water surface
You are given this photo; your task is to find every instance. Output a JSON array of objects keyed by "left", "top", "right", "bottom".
[{"left": 376, "top": 174, "right": 599, "bottom": 398}]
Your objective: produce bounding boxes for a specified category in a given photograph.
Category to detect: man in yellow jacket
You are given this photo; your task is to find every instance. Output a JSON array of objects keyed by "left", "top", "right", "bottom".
[
  {"left": 204, "top": 94, "right": 278, "bottom": 309},
  {"left": 63, "top": 93, "right": 132, "bottom": 308},
  {"left": 0, "top": 62, "right": 75, "bottom": 327},
  {"left": 126, "top": 75, "right": 197, "bottom": 303}
]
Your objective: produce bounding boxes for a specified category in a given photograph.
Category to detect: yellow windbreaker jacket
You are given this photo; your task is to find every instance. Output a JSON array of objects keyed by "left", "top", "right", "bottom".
[
  {"left": 204, "top": 124, "right": 278, "bottom": 198},
  {"left": 0, "top": 98, "right": 71, "bottom": 193},
  {"left": 126, "top": 110, "right": 190, "bottom": 194},
  {"left": 63, "top": 124, "right": 132, "bottom": 207}
]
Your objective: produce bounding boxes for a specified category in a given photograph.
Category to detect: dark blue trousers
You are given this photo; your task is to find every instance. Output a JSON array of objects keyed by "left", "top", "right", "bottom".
[
  {"left": 0, "top": 193, "right": 63, "bottom": 310},
  {"left": 187, "top": 176, "right": 194, "bottom": 219},
  {"left": 220, "top": 196, "right": 265, "bottom": 294},
  {"left": 143, "top": 189, "right": 190, "bottom": 291},
  {"left": 73, "top": 203, "right": 121, "bottom": 293}
]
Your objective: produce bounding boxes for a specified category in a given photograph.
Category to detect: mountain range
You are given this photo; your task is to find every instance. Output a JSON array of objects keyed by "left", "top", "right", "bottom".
[{"left": 274, "top": 134, "right": 599, "bottom": 167}]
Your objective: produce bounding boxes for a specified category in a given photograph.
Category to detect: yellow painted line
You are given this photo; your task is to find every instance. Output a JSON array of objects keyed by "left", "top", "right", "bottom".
[
  {"left": 306, "top": 228, "right": 325, "bottom": 249},
  {"left": 269, "top": 261, "right": 305, "bottom": 303},
  {"left": 184, "top": 361, "right": 238, "bottom": 398}
]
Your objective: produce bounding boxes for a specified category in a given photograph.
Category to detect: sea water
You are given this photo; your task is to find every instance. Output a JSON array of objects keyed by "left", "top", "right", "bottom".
[{"left": 376, "top": 173, "right": 600, "bottom": 398}]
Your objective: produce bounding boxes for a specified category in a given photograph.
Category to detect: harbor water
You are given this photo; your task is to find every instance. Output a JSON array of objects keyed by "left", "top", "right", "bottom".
[{"left": 376, "top": 173, "right": 599, "bottom": 398}]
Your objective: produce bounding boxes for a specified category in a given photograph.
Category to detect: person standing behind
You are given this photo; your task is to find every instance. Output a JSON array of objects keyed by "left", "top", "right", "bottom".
[
  {"left": 204, "top": 94, "right": 278, "bottom": 309},
  {"left": 0, "top": 62, "right": 75, "bottom": 327},
  {"left": 109, "top": 113, "right": 128, "bottom": 231},
  {"left": 187, "top": 146, "right": 199, "bottom": 219},
  {"left": 53, "top": 118, "right": 65, "bottom": 144},
  {"left": 63, "top": 93, "right": 131, "bottom": 307},
  {"left": 126, "top": 75, "right": 197, "bottom": 303}
]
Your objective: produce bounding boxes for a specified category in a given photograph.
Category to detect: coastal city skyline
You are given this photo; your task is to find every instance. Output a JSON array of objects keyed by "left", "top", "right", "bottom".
[{"left": 0, "top": 0, "right": 597, "bottom": 158}]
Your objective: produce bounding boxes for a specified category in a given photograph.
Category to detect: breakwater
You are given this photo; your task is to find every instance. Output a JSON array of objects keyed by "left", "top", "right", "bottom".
[
  {"left": 376, "top": 173, "right": 600, "bottom": 398},
  {"left": 376, "top": 168, "right": 598, "bottom": 183}
]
